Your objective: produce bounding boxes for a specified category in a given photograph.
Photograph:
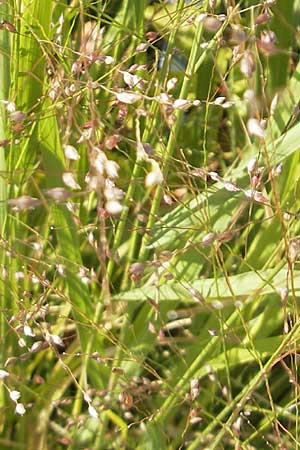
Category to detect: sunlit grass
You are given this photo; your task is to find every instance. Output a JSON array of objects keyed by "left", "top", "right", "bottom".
[{"left": 0, "top": 1, "right": 300, "bottom": 449}]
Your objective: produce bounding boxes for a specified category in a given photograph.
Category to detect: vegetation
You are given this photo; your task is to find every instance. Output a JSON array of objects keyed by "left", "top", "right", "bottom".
[{"left": 0, "top": 0, "right": 300, "bottom": 448}]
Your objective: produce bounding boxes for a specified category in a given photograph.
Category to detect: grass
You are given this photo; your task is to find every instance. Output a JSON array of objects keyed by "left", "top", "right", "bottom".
[{"left": 1, "top": 0, "right": 300, "bottom": 449}]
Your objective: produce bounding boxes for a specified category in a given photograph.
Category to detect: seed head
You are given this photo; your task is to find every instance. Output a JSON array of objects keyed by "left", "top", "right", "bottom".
[
  {"left": 105, "top": 200, "right": 123, "bottom": 215},
  {"left": 10, "top": 390, "right": 21, "bottom": 402},
  {"left": 247, "top": 118, "right": 265, "bottom": 139},
  {"left": 247, "top": 158, "right": 257, "bottom": 174},
  {"left": 0, "top": 369, "right": 9, "bottom": 379},
  {"left": 240, "top": 51, "right": 255, "bottom": 78},
  {"left": 288, "top": 239, "right": 300, "bottom": 262},
  {"left": 88, "top": 404, "right": 98, "bottom": 418},
  {"left": 145, "top": 161, "right": 163, "bottom": 188},
  {"left": 8, "top": 196, "right": 41, "bottom": 212},
  {"left": 15, "top": 403, "right": 26, "bottom": 415},
  {"left": 64, "top": 145, "right": 80, "bottom": 160},
  {"left": 62, "top": 172, "right": 81, "bottom": 190}
]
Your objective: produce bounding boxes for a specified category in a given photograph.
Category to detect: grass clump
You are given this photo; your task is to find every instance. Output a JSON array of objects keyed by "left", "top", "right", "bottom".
[{"left": 1, "top": 0, "right": 300, "bottom": 449}]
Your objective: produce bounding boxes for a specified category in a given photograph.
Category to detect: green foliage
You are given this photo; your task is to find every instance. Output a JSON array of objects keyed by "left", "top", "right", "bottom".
[{"left": 0, "top": 1, "right": 300, "bottom": 449}]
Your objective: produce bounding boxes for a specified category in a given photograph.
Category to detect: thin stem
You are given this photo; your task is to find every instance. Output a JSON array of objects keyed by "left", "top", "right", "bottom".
[{"left": 0, "top": 0, "right": 10, "bottom": 381}]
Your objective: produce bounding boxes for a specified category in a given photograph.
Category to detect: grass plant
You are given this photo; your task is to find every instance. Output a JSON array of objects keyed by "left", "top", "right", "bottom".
[{"left": 1, "top": 1, "right": 300, "bottom": 449}]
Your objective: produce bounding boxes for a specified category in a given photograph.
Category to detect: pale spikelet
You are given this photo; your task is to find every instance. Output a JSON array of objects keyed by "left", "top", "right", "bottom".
[
  {"left": 9, "top": 110, "right": 26, "bottom": 123},
  {"left": 10, "top": 390, "right": 21, "bottom": 402},
  {"left": 203, "top": 16, "right": 222, "bottom": 32},
  {"left": 100, "top": 55, "right": 114, "bottom": 65},
  {"left": 6, "top": 101, "right": 16, "bottom": 113},
  {"left": 166, "top": 77, "right": 177, "bottom": 92},
  {"left": 201, "top": 232, "right": 216, "bottom": 246},
  {"left": 189, "top": 408, "right": 202, "bottom": 425},
  {"left": 115, "top": 91, "right": 142, "bottom": 104},
  {"left": 45, "top": 332, "right": 64, "bottom": 347},
  {"left": 88, "top": 404, "right": 98, "bottom": 418},
  {"left": 190, "top": 378, "right": 200, "bottom": 400},
  {"left": 258, "top": 30, "right": 277, "bottom": 54},
  {"left": 265, "top": 0, "right": 276, "bottom": 6},
  {"left": 51, "top": 334, "right": 64, "bottom": 347},
  {"left": 157, "top": 93, "right": 171, "bottom": 105},
  {"left": 240, "top": 51, "right": 255, "bottom": 78},
  {"left": 223, "top": 181, "right": 240, "bottom": 192},
  {"left": 209, "top": 171, "right": 220, "bottom": 182},
  {"left": 270, "top": 93, "right": 279, "bottom": 116},
  {"left": 247, "top": 118, "right": 265, "bottom": 139},
  {"left": 105, "top": 200, "right": 123, "bottom": 215},
  {"left": 135, "top": 42, "right": 149, "bottom": 53},
  {"left": 105, "top": 160, "right": 119, "bottom": 179},
  {"left": 233, "top": 416, "right": 242, "bottom": 433},
  {"left": 23, "top": 325, "right": 35, "bottom": 337},
  {"left": 173, "top": 99, "right": 191, "bottom": 110},
  {"left": 255, "top": 12, "right": 270, "bottom": 25},
  {"left": 0, "top": 369, "right": 9, "bottom": 379},
  {"left": 15, "top": 403, "right": 26, "bottom": 416},
  {"left": 77, "top": 267, "right": 90, "bottom": 284},
  {"left": 104, "top": 181, "right": 124, "bottom": 202},
  {"left": 30, "top": 341, "right": 46, "bottom": 353},
  {"left": 212, "top": 300, "right": 224, "bottom": 310},
  {"left": 278, "top": 287, "right": 288, "bottom": 302},
  {"left": 62, "top": 172, "right": 81, "bottom": 190},
  {"left": 31, "top": 274, "right": 39, "bottom": 284},
  {"left": 129, "top": 262, "right": 145, "bottom": 278},
  {"left": 77, "top": 128, "right": 92, "bottom": 143},
  {"left": 85, "top": 172, "right": 98, "bottom": 190},
  {"left": 145, "top": 161, "right": 163, "bottom": 188},
  {"left": 64, "top": 144, "right": 80, "bottom": 161},
  {"left": 18, "top": 338, "right": 26, "bottom": 348},
  {"left": 244, "top": 189, "right": 269, "bottom": 204},
  {"left": 121, "top": 71, "right": 143, "bottom": 89},
  {"left": 8, "top": 195, "right": 41, "bottom": 212},
  {"left": 247, "top": 158, "right": 257, "bottom": 174},
  {"left": 288, "top": 239, "right": 300, "bottom": 263},
  {"left": 45, "top": 187, "right": 71, "bottom": 202},
  {"left": 14, "top": 271, "right": 24, "bottom": 280},
  {"left": 214, "top": 96, "right": 226, "bottom": 105},
  {"left": 93, "top": 149, "right": 107, "bottom": 177},
  {"left": 271, "top": 163, "right": 283, "bottom": 177},
  {"left": 104, "top": 134, "right": 120, "bottom": 150},
  {"left": 195, "top": 13, "right": 207, "bottom": 23},
  {"left": 243, "top": 89, "right": 255, "bottom": 102},
  {"left": 49, "top": 80, "right": 60, "bottom": 101}
]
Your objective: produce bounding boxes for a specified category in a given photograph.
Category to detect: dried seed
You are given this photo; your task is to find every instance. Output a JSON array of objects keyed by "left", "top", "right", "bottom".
[
  {"left": 8, "top": 196, "right": 41, "bottom": 212},
  {"left": 88, "top": 404, "right": 98, "bottom": 418},
  {"left": 62, "top": 172, "right": 81, "bottom": 190},
  {"left": 15, "top": 403, "right": 26, "bottom": 415},
  {"left": 64, "top": 145, "right": 80, "bottom": 160},
  {"left": 128, "top": 262, "right": 145, "bottom": 276},
  {"left": 115, "top": 91, "right": 142, "bottom": 104},
  {"left": 288, "top": 239, "right": 300, "bottom": 262},
  {"left": 203, "top": 16, "right": 222, "bottom": 32},
  {"left": 10, "top": 390, "right": 21, "bottom": 402},
  {"left": 201, "top": 232, "right": 216, "bottom": 246},
  {"left": 247, "top": 118, "right": 265, "bottom": 138},
  {"left": 105, "top": 200, "right": 123, "bottom": 215},
  {"left": 0, "top": 369, "right": 9, "bottom": 379},
  {"left": 136, "top": 42, "right": 149, "bottom": 52},
  {"left": 240, "top": 51, "right": 255, "bottom": 78},
  {"left": 255, "top": 12, "right": 270, "bottom": 25},
  {"left": 45, "top": 188, "right": 71, "bottom": 202}
]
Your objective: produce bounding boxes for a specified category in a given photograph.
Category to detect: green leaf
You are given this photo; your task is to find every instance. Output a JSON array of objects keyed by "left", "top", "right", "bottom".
[{"left": 115, "top": 268, "right": 298, "bottom": 303}]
